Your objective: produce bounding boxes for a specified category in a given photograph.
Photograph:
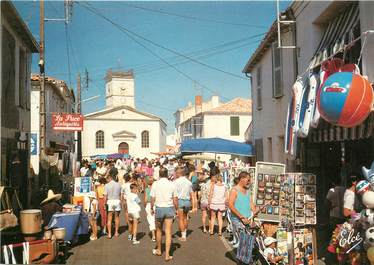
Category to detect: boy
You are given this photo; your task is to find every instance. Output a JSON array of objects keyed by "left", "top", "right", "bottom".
[
  {"left": 127, "top": 183, "right": 141, "bottom": 244},
  {"left": 264, "top": 237, "right": 284, "bottom": 264},
  {"left": 88, "top": 193, "right": 99, "bottom": 240}
]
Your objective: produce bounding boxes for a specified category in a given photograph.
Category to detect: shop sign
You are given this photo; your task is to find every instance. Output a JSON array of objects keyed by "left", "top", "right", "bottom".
[
  {"left": 52, "top": 113, "right": 83, "bottom": 131},
  {"left": 30, "top": 133, "right": 38, "bottom": 155},
  {"left": 339, "top": 228, "right": 363, "bottom": 253}
]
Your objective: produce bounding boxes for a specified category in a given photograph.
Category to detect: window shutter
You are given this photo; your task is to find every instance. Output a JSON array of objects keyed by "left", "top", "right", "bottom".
[
  {"left": 272, "top": 42, "right": 283, "bottom": 98},
  {"left": 230, "top": 116, "right": 240, "bottom": 136},
  {"left": 256, "top": 67, "right": 262, "bottom": 110},
  {"left": 255, "top": 138, "right": 264, "bottom": 161}
]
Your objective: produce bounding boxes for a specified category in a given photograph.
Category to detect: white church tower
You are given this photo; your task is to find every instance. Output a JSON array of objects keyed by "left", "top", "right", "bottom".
[{"left": 105, "top": 69, "right": 135, "bottom": 109}]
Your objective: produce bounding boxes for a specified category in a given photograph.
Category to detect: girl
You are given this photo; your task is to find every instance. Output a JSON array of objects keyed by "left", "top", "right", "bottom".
[
  {"left": 127, "top": 184, "right": 141, "bottom": 244},
  {"left": 96, "top": 177, "right": 107, "bottom": 235},
  {"left": 188, "top": 164, "right": 198, "bottom": 212},
  {"left": 208, "top": 167, "right": 228, "bottom": 236},
  {"left": 144, "top": 177, "right": 156, "bottom": 241},
  {"left": 199, "top": 171, "right": 212, "bottom": 233},
  {"left": 88, "top": 193, "right": 99, "bottom": 240}
]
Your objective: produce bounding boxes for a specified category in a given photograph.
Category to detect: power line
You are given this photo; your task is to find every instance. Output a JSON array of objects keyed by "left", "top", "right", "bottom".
[
  {"left": 83, "top": 2, "right": 253, "bottom": 81},
  {"left": 112, "top": 2, "right": 268, "bottom": 29},
  {"left": 81, "top": 2, "right": 231, "bottom": 100}
]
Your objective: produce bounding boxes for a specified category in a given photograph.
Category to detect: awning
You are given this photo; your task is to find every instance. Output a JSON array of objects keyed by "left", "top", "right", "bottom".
[
  {"left": 180, "top": 138, "right": 253, "bottom": 157},
  {"left": 310, "top": 3, "right": 360, "bottom": 68},
  {"left": 308, "top": 112, "right": 374, "bottom": 143}
]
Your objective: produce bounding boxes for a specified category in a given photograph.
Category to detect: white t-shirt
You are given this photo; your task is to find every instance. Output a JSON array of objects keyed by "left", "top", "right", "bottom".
[
  {"left": 264, "top": 247, "right": 275, "bottom": 262},
  {"left": 343, "top": 189, "right": 355, "bottom": 211},
  {"left": 80, "top": 167, "right": 88, "bottom": 177},
  {"left": 153, "top": 166, "right": 160, "bottom": 180},
  {"left": 127, "top": 192, "right": 141, "bottom": 213},
  {"left": 96, "top": 166, "right": 107, "bottom": 176},
  {"left": 174, "top": 176, "right": 193, "bottom": 200},
  {"left": 150, "top": 178, "right": 177, "bottom": 207},
  {"left": 122, "top": 182, "right": 132, "bottom": 200}
]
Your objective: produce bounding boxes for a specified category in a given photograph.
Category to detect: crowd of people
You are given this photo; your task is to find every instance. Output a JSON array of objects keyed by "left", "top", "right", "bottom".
[{"left": 77, "top": 157, "right": 279, "bottom": 263}]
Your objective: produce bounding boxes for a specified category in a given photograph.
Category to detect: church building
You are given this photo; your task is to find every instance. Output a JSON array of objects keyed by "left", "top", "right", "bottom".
[{"left": 82, "top": 70, "right": 166, "bottom": 159}]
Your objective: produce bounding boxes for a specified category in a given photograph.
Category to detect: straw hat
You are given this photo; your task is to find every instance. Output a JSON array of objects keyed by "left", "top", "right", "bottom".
[{"left": 41, "top": 190, "right": 62, "bottom": 204}]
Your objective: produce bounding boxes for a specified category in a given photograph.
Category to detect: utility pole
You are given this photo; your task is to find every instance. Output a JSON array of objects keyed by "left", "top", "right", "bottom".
[
  {"left": 39, "top": 0, "right": 47, "bottom": 185},
  {"left": 77, "top": 73, "right": 82, "bottom": 162}
]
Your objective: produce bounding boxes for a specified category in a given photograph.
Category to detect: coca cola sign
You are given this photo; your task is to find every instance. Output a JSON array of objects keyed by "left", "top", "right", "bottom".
[{"left": 52, "top": 113, "right": 83, "bottom": 131}]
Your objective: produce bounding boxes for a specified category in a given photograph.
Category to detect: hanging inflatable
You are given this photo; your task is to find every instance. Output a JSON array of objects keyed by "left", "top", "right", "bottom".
[
  {"left": 317, "top": 72, "right": 373, "bottom": 127},
  {"left": 298, "top": 73, "right": 320, "bottom": 137},
  {"left": 285, "top": 76, "right": 304, "bottom": 159}
]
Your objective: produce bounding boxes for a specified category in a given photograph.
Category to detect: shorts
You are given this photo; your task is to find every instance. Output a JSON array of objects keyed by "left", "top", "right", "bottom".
[
  {"left": 128, "top": 211, "right": 140, "bottom": 220},
  {"left": 200, "top": 202, "right": 209, "bottom": 211},
  {"left": 155, "top": 206, "right": 175, "bottom": 222},
  {"left": 178, "top": 199, "right": 191, "bottom": 214},
  {"left": 210, "top": 203, "right": 226, "bottom": 212},
  {"left": 107, "top": 199, "right": 121, "bottom": 212}
]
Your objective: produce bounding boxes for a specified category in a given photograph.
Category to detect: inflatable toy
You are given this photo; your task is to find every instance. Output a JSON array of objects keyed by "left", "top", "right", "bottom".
[
  {"left": 363, "top": 161, "right": 374, "bottom": 186},
  {"left": 363, "top": 191, "right": 374, "bottom": 209},
  {"left": 317, "top": 72, "right": 373, "bottom": 127},
  {"left": 366, "top": 227, "right": 374, "bottom": 247},
  {"left": 357, "top": 180, "right": 371, "bottom": 195},
  {"left": 361, "top": 209, "right": 374, "bottom": 229}
]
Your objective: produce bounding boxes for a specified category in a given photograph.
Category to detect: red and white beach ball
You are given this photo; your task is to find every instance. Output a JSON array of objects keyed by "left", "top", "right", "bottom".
[{"left": 317, "top": 72, "right": 373, "bottom": 127}]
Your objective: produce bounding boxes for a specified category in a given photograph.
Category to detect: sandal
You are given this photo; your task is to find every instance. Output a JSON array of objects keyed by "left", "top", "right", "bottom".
[
  {"left": 165, "top": 256, "right": 173, "bottom": 262},
  {"left": 152, "top": 249, "right": 162, "bottom": 256}
]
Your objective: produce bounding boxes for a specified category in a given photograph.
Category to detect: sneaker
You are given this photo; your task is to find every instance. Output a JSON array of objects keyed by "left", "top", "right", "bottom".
[
  {"left": 128, "top": 235, "right": 133, "bottom": 241},
  {"left": 132, "top": 240, "right": 140, "bottom": 245}
]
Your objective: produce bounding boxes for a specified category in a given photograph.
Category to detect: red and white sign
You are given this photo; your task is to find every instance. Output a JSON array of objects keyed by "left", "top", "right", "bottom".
[{"left": 52, "top": 113, "right": 83, "bottom": 131}]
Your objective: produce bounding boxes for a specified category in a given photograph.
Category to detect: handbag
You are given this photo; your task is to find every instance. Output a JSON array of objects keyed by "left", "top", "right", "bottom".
[{"left": 236, "top": 230, "right": 255, "bottom": 264}]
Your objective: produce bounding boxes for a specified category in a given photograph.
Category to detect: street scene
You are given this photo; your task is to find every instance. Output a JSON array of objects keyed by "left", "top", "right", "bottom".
[{"left": 1, "top": 0, "right": 374, "bottom": 264}]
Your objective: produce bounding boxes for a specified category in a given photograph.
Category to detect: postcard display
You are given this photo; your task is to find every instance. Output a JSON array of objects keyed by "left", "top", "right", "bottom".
[{"left": 253, "top": 165, "right": 317, "bottom": 265}]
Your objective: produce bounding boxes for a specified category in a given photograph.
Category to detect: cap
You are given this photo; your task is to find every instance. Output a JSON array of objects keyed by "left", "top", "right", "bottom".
[{"left": 264, "top": 237, "right": 277, "bottom": 247}]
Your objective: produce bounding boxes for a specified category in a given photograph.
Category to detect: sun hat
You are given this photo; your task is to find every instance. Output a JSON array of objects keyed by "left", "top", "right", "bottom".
[
  {"left": 41, "top": 190, "right": 62, "bottom": 205},
  {"left": 264, "top": 237, "right": 277, "bottom": 247}
]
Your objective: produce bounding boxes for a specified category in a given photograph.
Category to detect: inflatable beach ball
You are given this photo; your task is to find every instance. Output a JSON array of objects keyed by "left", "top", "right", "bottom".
[
  {"left": 357, "top": 180, "right": 371, "bottom": 195},
  {"left": 317, "top": 72, "right": 373, "bottom": 127}
]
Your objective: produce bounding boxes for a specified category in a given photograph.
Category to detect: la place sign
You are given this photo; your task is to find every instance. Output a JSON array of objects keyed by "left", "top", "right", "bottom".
[{"left": 52, "top": 113, "right": 83, "bottom": 131}]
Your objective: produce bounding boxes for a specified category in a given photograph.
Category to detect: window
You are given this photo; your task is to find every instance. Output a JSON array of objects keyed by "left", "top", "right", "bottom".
[
  {"left": 272, "top": 41, "right": 283, "bottom": 98},
  {"left": 267, "top": 137, "right": 273, "bottom": 162},
  {"left": 230, "top": 116, "right": 240, "bottom": 136},
  {"left": 256, "top": 66, "right": 262, "bottom": 110},
  {"left": 95, "top": 130, "right": 104, "bottom": 149},
  {"left": 18, "top": 48, "right": 26, "bottom": 108},
  {"left": 141, "top": 130, "right": 149, "bottom": 148},
  {"left": 255, "top": 138, "right": 264, "bottom": 161}
]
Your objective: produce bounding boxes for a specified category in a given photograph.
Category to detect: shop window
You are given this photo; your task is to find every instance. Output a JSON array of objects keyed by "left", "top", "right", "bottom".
[
  {"left": 256, "top": 66, "right": 262, "bottom": 110},
  {"left": 230, "top": 116, "right": 240, "bottom": 136},
  {"left": 95, "top": 130, "right": 104, "bottom": 149},
  {"left": 272, "top": 41, "right": 283, "bottom": 98},
  {"left": 141, "top": 130, "right": 149, "bottom": 148}
]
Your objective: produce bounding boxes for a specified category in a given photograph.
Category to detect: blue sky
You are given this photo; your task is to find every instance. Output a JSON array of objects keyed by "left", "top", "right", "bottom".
[{"left": 14, "top": 1, "right": 289, "bottom": 133}]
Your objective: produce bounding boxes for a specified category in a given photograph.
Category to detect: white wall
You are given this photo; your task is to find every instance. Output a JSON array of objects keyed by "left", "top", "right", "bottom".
[
  {"left": 203, "top": 114, "right": 251, "bottom": 142},
  {"left": 82, "top": 118, "right": 165, "bottom": 159}
]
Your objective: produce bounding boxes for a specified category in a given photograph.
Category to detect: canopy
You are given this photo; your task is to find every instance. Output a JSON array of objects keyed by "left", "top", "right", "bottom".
[
  {"left": 90, "top": 153, "right": 129, "bottom": 160},
  {"left": 180, "top": 138, "right": 253, "bottom": 157}
]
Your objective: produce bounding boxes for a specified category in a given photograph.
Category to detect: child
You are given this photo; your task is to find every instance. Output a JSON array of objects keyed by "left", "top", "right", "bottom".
[
  {"left": 88, "top": 193, "right": 99, "bottom": 241},
  {"left": 144, "top": 177, "right": 156, "bottom": 241},
  {"left": 264, "top": 237, "right": 284, "bottom": 264},
  {"left": 127, "top": 183, "right": 141, "bottom": 245}
]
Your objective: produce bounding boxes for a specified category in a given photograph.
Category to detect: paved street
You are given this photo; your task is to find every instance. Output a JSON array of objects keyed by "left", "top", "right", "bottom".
[{"left": 66, "top": 209, "right": 236, "bottom": 265}]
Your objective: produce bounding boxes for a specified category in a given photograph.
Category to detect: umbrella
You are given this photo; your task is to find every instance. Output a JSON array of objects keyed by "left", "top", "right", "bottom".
[
  {"left": 106, "top": 153, "right": 130, "bottom": 159},
  {"left": 180, "top": 137, "right": 253, "bottom": 157}
]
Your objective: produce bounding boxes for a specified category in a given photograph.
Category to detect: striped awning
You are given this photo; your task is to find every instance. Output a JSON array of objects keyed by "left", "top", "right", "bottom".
[
  {"left": 308, "top": 113, "right": 374, "bottom": 143},
  {"left": 309, "top": 3, "right": 360, "bottom": 68}
]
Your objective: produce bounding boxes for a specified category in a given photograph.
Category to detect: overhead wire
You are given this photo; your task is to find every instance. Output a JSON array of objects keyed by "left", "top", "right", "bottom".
[
  {"left": 64, "top": 22, "right": 72, "bottom": 88},
  {"left": 107, "top": 2, "right": 268, "bottom": 29},
  {"left": 80, "top": 2, "right": 231, "bottom": 100},
  {"left": 82, "top": 2, "right": 251, "bottom": 81}
]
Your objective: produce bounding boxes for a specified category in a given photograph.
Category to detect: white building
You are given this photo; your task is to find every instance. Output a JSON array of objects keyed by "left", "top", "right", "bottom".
[
  {"left": 30, "top": 75, "right": 76, "bottom": 175},
  {"left": 175, "top": 97, "right": 251, "bottom": 143},
  {"left": 82, "top": 70, "right": 166, "bottom": 159}
]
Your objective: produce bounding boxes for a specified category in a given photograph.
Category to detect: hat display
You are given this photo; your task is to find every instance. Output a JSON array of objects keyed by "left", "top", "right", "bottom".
[
  {"left": 356, "top": 180, "right": 370, "bottom": 195},
  {"left": 264, "top": 237, "right": 277, "bottom": 247},
  {"left": 41, "top": 190, "right": 62, "bottom": 205}
]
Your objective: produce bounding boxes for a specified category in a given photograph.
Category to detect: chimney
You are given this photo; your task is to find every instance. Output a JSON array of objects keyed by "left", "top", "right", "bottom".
[{"left": 195, "top": 95, "right": 202, "bottom": 114}]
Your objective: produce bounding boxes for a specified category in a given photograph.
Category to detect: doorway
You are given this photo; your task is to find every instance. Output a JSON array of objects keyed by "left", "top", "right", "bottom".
[{"left": 118, "top": 142, "right": 129, "bottom": 154}]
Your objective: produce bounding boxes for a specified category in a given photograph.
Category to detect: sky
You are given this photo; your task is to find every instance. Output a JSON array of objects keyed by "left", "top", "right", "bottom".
[{"left": 14, "top": 0, "right": 289, "bottom": 133}]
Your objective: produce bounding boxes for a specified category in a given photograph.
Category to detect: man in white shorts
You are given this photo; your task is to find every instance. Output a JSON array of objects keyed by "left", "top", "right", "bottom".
[{"left": 104, "top": 167, "right": 123, "bottom": 238}]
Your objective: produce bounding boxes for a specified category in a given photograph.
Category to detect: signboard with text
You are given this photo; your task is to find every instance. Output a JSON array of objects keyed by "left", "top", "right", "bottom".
[
  {"left": 52, "top": 113, "right": 83, "bottom": 131},
  {"left": 74, "top": 177, "right": 92, "bottom": 196}
]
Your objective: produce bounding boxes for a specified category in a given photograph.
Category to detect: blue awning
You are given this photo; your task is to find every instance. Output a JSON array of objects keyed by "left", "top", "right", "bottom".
[{"left": 180, "top": 138, "right": 253, "bottom": 157}]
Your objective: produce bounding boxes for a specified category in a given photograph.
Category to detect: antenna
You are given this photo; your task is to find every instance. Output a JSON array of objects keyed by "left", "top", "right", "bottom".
[
  {"left": 45, "top": 0, "right": 73, "bottom": 24},
  {"left": 83, "top": 68, "right": 89, "bottom": 89},
  {"left": 276, "top": 0, "right": 296, "bottom": 49}
]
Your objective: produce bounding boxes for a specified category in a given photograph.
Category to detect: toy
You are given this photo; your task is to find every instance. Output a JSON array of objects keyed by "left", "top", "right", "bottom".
[
  {"left": 357, "top": 180, "right": 371, "bottom": 195},
  {"left": 317, "top": 72, "right": 373, "bottom": 127},
  {"left": 368, "top": 247, "right": 374, "bottom": 265},
  {"left": 363, "top": 191, "right": 374, "bottom": 209},
  {"left": 361, "top": 209, "right": 374, "bottom": 229},
  {"left": 363, "top": 161, "right": 374, "bottom": 186},
  {"left": 367, "top": 227, "right": 374, "bottom": 247}
]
